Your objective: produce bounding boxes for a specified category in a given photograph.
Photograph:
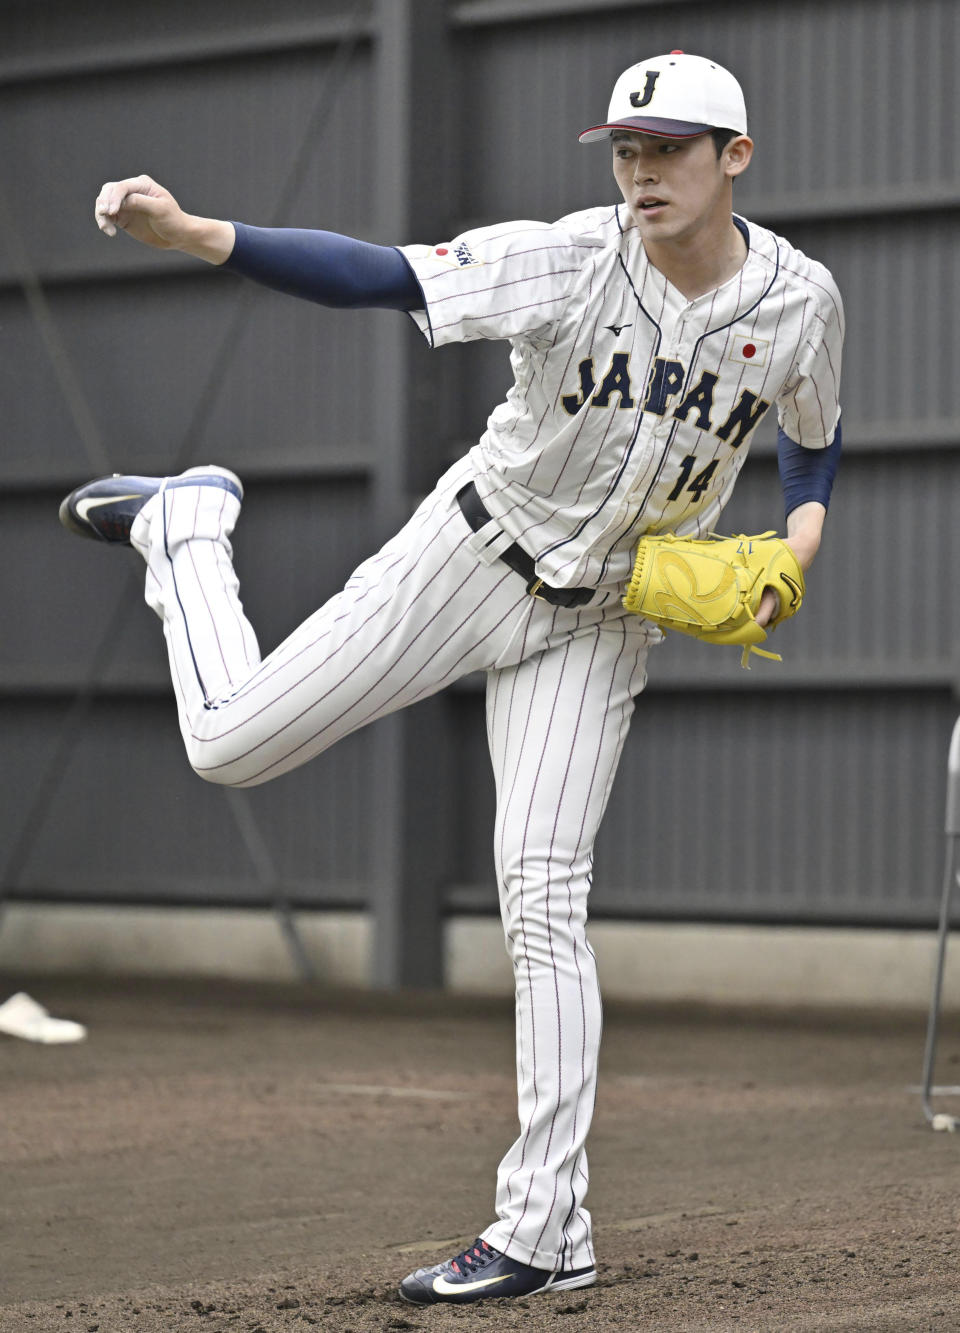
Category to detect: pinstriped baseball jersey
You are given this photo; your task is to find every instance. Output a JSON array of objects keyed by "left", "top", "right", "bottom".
[{"left": 400, "top": 205, "right": 843, "bottom": 592}]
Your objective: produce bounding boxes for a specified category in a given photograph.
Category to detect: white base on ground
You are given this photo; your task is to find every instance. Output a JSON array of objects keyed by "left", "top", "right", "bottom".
[{"left": 0, "top": 990, "right": 87, "bottom": 1043}]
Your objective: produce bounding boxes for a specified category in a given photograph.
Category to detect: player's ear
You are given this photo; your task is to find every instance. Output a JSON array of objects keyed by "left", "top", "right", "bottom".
[{"left": 723, "top": 135, "right": 753, "bottom": 178}]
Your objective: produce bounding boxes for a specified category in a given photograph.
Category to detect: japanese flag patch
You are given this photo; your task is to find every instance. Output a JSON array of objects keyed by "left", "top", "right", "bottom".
[
  {"left": 431, "top": 240, "right": 484, "bottom": 270},
  {"left": 729, "top": 335, "right": 769, "bottom": 367}
]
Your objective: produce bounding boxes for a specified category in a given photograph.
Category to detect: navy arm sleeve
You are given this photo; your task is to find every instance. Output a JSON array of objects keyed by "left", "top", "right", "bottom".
[
  {"left": 777, "top": 420, "right": 842, "bottom": 519},
  {"left": 222, "top": 222, "right": 423, "bottom": 311}
]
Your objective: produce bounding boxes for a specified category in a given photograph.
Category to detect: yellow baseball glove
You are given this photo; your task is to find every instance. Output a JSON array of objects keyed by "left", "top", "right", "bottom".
[{"left": 622, "top": 531, "right": 805, "bottom": 667}]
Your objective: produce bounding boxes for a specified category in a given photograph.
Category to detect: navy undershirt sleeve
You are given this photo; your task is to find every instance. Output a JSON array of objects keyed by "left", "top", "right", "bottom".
[
  {"left": 777, "top": 420, "right": 842, "bottom": 519},
  {"left": 223, "top": 222, "right": 423, "bottom": 311}
]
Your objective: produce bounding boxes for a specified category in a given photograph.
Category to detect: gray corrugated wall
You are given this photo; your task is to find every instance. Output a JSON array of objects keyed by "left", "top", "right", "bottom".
[
  {"left": 0, "top": 2, "right": 385, "bottom": 919},
  {"left": 1, "top": 0, "right": 957, "bottom": 958}
]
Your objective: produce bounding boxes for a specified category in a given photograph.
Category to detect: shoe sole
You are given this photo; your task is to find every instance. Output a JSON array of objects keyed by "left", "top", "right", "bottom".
[{"left": 541, "top": 1270, "right": 597, "bottom": 1292}]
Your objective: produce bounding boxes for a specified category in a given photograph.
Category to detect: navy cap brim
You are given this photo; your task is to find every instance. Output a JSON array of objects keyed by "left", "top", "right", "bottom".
[{"left": 578, "top": 117, "right": 713, "bottom": 144}]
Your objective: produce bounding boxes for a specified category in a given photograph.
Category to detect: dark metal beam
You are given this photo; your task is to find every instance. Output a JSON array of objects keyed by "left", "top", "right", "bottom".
[{"left": 368, "top": 0, "right": 457, "bottom": 988}]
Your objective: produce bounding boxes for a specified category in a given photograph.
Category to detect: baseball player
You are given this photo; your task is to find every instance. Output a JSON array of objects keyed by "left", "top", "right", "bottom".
[{"left": 61, "top": 52, "right": 842, "bottom": 1305}]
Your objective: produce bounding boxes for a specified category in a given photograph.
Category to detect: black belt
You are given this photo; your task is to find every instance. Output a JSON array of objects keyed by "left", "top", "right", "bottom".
[{"left": 456, "top": 481, "right": 596, "bottom": 608}]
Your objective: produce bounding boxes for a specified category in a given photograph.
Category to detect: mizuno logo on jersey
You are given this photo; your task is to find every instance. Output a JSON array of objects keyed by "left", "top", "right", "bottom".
[
  {"left": 433, "top": 241, "right": 483, "bottom": 270},
  {"left": 561, "top": 353, "right": 771, "bottom": 449}
]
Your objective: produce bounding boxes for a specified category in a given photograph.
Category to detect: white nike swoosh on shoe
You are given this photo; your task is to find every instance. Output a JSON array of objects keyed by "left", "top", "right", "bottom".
[
  {"left": 432, "top": 1272, "right": 513, "bottom": 1296},
  {"left": 75, "top": 494, "right": 142, "bottom": 522}
]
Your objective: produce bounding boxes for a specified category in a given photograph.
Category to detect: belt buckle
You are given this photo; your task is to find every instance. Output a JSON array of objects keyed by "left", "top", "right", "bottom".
[{"left": 526, "top": 577, "right": 547, "bottom": 601}]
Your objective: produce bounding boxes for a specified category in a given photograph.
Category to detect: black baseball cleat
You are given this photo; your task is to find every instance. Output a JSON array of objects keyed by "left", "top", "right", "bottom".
[
  {"left": 59, "top": 466, "right": 243, "bottom": 544},
  {"left": 398, "top": 1236, "right": 596, "bottom": 1305}
]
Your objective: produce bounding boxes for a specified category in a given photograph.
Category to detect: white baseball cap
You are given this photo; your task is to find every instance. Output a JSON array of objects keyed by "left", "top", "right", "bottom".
[{"left": 579, "top": 51, "right": 747, "bottom": 143}]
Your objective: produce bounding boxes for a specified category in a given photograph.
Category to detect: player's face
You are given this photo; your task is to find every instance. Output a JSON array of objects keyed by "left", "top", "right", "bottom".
[{"left": 612, "top": 131, "right": 750, "bottom": 246}]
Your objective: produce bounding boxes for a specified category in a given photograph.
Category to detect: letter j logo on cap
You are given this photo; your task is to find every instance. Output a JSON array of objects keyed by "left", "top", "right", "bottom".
[{"left": 629, "top": 70, "right": 660, "bottom": 108}]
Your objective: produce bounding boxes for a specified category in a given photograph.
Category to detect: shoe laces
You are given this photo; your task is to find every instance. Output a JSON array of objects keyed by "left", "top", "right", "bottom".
[{"left": 448, "top": 1238, "right": 497, "bottom": 1277}]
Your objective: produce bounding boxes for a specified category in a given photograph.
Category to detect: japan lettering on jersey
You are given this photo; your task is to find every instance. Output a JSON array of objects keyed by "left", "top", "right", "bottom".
[{"left": 400, "top": 206, "right": 843, "bottom": 593}]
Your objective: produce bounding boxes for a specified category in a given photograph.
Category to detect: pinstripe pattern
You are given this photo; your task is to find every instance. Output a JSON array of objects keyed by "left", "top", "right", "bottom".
[
  {"left": 131, "top": 452, "right": 653, "bottom": 1272},
  {"left": 402, "top": 209, "right": 844, "bottom": 594},
  {"left": 125, "top": 193, "right": 842, "bottom": 1284},
  {"left": 481, "top": 611, "right": 647, "bottom": 1270}
]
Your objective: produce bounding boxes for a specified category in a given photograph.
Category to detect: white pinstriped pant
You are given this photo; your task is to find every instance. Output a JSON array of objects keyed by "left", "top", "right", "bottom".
[{"left": 131, "top": 453, "right": 653, "bottom": 1272}]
